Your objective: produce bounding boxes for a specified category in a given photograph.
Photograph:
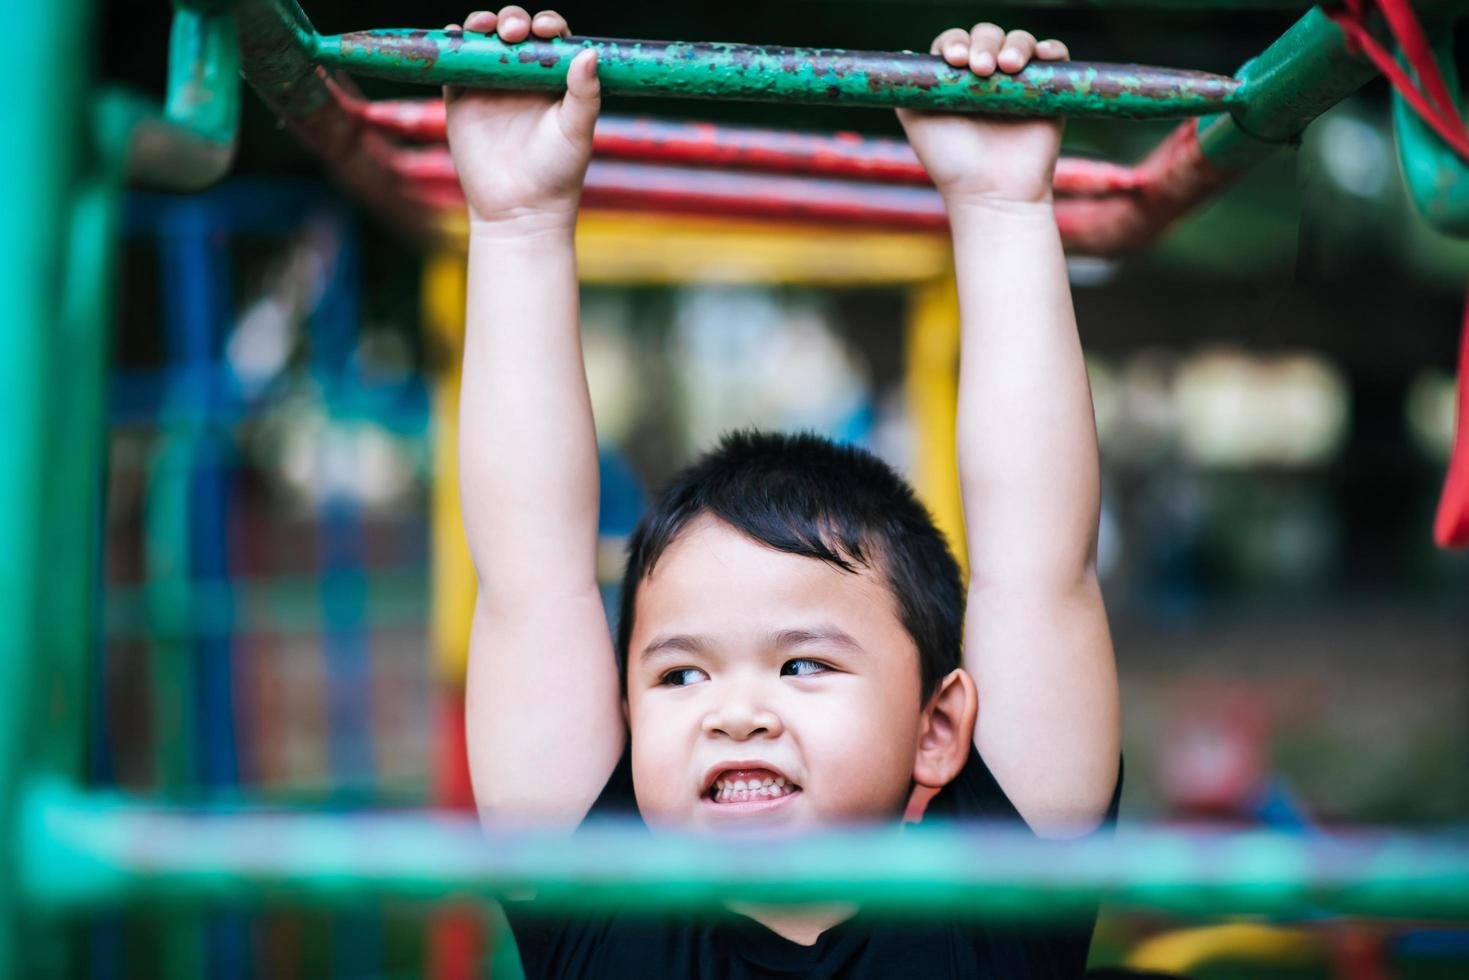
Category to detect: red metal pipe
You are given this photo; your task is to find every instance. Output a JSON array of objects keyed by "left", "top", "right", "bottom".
[
  {"left": 350, "top": 97, "right": 1142, "bottom": 197},
  {"left": 402, "top": 153, "right": 1208, "bottom": 255},
  {"left": 405, "top": 159, "right": 949, "bottom": 228},
  {"left": 331, "top": 90, "right": 1243, "bottom": 255},
  {"left": 1047, "top": 120, "right": 1239, "bottom": 253}
]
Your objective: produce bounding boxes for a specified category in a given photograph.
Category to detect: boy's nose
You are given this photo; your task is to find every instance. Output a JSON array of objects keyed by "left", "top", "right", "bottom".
[{"left": 701, "top": 698, "right": 784, "bottom": 741}]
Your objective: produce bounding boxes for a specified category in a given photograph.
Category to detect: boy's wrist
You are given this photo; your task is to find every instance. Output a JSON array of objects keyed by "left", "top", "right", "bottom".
[
  {"left": 942, "top": 192, "right": 1055, "bottom": 220},
  {"left": 468, "top": 205, "right": 580, "bottom": 242},
  {"left": 944, "top": 194, "right": 1057, "bottom": 241}
]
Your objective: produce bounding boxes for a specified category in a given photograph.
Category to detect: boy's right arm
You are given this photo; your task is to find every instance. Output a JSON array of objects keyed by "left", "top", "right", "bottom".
[{"left": 448, "top": 7, "right": 625, "bottom": 828}]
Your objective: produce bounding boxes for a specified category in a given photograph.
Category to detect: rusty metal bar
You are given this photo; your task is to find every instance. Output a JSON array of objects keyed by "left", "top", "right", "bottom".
[
  {"left": 316, "top": 30, "right": 1242, "bottom": 119},
  {"left": 232, "top": 0, "right": 1469, "bottom": 258}
]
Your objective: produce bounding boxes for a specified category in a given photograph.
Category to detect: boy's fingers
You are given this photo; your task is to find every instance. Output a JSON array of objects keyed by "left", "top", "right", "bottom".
[
  {"left": 531, "top": 9, "right": 568, "bottom": 38},
  {"left": 1037, "top": 38, "right": 1070, "bottom": 62},
  {"left": 496, "top": 5, "right": 531, "bottom": 42},
  {"left": 464, "top": 10, "right": 495, "bottom": 33},
  {"left": 968, "top": 22, "right": 1005, "bottom": 76},
  {"left": 931, "top": 27, "right": 970, "bottom": 66},
  {"left": 558, "top": 48, "right": 601, "bottom": 137},
  {"left": 998, "top": 30, "right": 1037, "bottom": 73}
]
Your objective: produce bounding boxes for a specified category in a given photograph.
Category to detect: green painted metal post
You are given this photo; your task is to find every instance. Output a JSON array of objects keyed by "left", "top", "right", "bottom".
[
  {"left": 313, "top": 30, "right": 1242, "bottom": 119},
  {"left": 1394, "top": 38, "right": 1469, "bottom": 236},
  {"left": 1197, "top": 0, "right": 1469, "bottom": 169},
  {"left": 0, "top": 0, "right": 91, "bottom": 975}
]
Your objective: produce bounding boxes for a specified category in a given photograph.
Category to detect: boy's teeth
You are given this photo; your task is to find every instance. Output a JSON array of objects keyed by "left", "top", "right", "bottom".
[{"left": 711, "top": 779, "right": 797, "bottom": 803}]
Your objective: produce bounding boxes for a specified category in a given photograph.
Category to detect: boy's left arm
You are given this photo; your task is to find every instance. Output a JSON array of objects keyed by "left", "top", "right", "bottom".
[{"left": 899, "top": 25, "right": 1120, "bottom": 837}]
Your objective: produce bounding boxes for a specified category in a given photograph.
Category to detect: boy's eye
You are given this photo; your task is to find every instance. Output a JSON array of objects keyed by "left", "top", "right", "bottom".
[
  {"left": 659, "top": 667, "right": 708, "bottom": 687},
  {"left": 781, "top": 658, "right": 830, "bottom": 677}
]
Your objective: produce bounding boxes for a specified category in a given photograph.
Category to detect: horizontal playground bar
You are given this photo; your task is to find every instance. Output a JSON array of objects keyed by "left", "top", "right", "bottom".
[
  {"left": 403, "top": 155, "right": 1155, "bottom": 252},
  {"left": 315, "top": 31, "right": 1242, "bottom": 119},
  {"left": 24, "top": 783, "right": 1469, "bottom": 921},
  {"left": 369, "top": 108, "right": 1143, "bottom": 195},
  {"left": 235, "top": 0, "right": 1469, "bottom": 255},
  {"left": 408, "top": 159, "right": 952, "bottom": 225}
]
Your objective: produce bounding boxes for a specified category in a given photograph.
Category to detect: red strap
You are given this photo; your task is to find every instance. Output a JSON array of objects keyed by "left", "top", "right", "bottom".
[
  {"left": 1327, "top": 1, "right": 1469, "bottom": 546},
  {"left": 1435, "top": 293, "right": 1469, "bottom": 547},
  {"left": 1324, "top": 4, "right": 1469, "bottom": 157},
  {"left": 1375, "top": 0, "right": 1457, "bottom": 119}
]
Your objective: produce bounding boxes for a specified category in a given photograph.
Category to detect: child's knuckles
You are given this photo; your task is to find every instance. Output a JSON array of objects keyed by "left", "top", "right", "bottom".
[
  {"left": 496, "top": 4, "right": 529, "bottom": 31},
  {"left": 969, "top": 22, "right": 1005, "bottom": 47},
  {"left": 532, "top": 10, "right": 565, "bottom": 35},
  {"left": 1040, "top": 39, "right": 1071, "bottom": 61},
  {"left": 932, "top": 28, "right": 969, "bottom": 60}
]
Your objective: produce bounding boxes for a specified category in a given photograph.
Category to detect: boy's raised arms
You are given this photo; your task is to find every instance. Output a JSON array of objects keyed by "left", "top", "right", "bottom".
[
  {"left": 449, "top": 7, "right": 624, "bottom": 827},
  {"left": 899, "top": 26, "right": 1122, "bottom": 837}
]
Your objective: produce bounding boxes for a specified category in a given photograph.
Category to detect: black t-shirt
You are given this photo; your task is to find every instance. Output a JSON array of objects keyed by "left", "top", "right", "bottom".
[{"left": 503, "top": 746, "right": 1122, "bottom": 979}]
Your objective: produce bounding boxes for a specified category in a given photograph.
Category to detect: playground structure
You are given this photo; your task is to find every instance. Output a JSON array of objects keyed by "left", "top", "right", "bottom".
[{"left": 3, "top": 1, "right": 1469, "bottom": 978}]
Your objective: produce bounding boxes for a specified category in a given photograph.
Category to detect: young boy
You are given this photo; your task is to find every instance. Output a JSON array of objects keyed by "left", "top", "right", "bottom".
[{"left": 448, "top": 7, "right": 1122, "bottom": 976}]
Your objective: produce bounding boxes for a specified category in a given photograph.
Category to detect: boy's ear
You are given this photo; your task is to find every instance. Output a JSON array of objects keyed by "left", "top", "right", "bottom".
[{"left": 912, "top": 668, "right": 978, "bottom": 790}]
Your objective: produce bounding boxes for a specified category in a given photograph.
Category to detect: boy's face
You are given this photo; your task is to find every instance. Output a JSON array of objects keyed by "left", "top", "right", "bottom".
[{"left": 624, "top": 516, "right": 927, "bottom": 833}]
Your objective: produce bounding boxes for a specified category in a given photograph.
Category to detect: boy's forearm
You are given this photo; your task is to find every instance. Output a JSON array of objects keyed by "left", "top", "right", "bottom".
[
  {"left": 948, "top": 199, "right": 1100, "bottom": 587},
  {"left": 949, "top": 197, "right": 1120, "bottom": 831},
  {"left": 459, "top": 215, "right": 601, "bottom": 604}
]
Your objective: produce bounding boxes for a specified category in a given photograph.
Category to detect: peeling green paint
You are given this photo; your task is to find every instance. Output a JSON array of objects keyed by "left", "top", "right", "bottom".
[{"left": 314, "top": 30, "right": 1242, "bottom": 119}]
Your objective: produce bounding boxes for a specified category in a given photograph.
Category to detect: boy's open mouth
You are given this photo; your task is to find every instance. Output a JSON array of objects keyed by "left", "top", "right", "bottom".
[{"left": 703, "top": 766, "right": 801, "bottom": 806}]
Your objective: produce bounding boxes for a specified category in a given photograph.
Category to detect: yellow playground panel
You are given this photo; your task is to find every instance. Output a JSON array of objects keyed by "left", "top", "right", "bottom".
[{"left": 425, "top": 211, "right": 962, "bottom": 683}]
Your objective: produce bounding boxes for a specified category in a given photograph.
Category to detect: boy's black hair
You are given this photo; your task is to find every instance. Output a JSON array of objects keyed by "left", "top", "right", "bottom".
[{"left": 615, "top": 430, "right": 964, "bottom": 700}]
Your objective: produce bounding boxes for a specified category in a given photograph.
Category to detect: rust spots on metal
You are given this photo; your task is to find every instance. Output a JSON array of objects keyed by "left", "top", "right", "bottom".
[
  {"left": 340, "top": 30, "right": 441, "bottom": 72},
  {"left": 861, "top": 53, "right": 941, "bottom": 94},
  {"left": 1038, "top": 63, "right": 1239, "bottom": 105},
  {"left": 515, "top": 48, "right": 561, "bottom": 69}
]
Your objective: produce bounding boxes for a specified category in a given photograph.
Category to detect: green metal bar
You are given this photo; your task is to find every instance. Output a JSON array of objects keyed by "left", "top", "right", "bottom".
[
  {"left": 315, "top": 30, "right": 1243, "bottom": 119},
  {"left": 0, "top": 0, "right": 89, "bottom": 974},
  {"left": 35, "top": 168, "right": 123, "bottom": 784},
  {"left": 21, "top": 783, "right": 1469, "bottom": 922},
  {"left": 232, "top": 0, "right": 331, "bottom": 118},
  {"left": 1395, "top": 38, "right": 1469, "bottom": 236}
]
